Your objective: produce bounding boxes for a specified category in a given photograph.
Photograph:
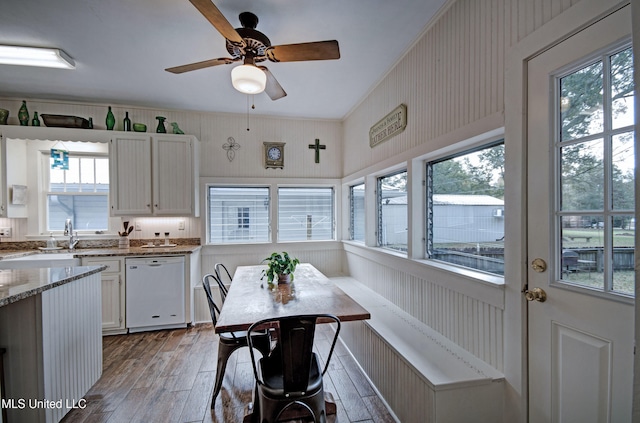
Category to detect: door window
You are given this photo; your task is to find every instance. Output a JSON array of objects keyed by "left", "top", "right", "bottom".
[{"left": 556, "top": 45, "right": 634, "bottom": 296}]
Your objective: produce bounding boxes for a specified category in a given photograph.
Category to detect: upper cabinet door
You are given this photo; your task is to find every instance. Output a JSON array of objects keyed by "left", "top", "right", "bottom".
[
  {"left": 152, "top": 136, "right": 194, "bottom": 216},
  {"left": 110, "top": 135, "right": 153, "bottom": 216},
  {"left": 110, "top": 133, "right": 198, "bottom": 217}
]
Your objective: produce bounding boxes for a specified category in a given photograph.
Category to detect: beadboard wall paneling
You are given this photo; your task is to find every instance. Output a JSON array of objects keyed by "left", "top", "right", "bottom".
[
  {"left": 201, "top": 242, "right": 344, "bottom": 278},
  {"left": 0, "top": 218, "right": 27, "bottom": 242},
  {"left": 0, "top": 216, "right": 201, "bottom": 242},
  {"left": 198, "top": 114, "right": 342, "bottom": 179},
  {"left": 0, "top": 98, "right": 343, "bottom": 180},
  {"left": 343, "top": 0, "right": 584, "bottom": 177},
  {"left": 345, "top": 246, "right": 504, "bottom": 370},
  {"left": 125, "top": 216, "right": 200, "bottom": 240},
  {"left": 0, "top": 99, "right": 203, "bottom": 139},
  {"left": 0, "top": 98, "right": 342, "bottom": 241},
  {"left": 41, "top": 272, "right": 102, "bottom": 423},
  {"left": 341, "top": 321, "right": 435, "bottom": 423}
]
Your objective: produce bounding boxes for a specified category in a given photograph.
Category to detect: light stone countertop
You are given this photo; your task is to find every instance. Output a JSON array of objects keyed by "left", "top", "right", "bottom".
[
  {"left": 0, "top": 265, "right": 107, "bottom": 307},
  {"left": 0, "top": 245, "right": 201, "bottom": 307},
  {"left": 0, "top": 245, "right": 201, "bottom": 260}
]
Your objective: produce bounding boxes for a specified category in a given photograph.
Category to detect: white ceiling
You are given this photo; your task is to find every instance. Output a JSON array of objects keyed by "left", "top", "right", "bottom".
[{"left": 0, "top": 0, "right": 447, "bottom": 120}]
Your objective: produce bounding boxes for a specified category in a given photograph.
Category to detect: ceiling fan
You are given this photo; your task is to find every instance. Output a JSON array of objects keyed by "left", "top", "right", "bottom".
[{"left": 165, "top": 0, "right": 341, "bottom": 100}]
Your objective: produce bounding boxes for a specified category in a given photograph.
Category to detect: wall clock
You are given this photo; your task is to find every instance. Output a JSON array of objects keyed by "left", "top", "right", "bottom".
[{"left": 263, "top": 142, "right": 285, "bottom": 169}]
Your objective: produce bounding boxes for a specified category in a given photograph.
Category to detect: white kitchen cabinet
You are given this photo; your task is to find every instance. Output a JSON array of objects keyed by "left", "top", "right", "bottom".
[
  {"left": 0, "top": 135, "right": 28, "bottom": 218},
  {"left": 0, "top": 126, "right": 200, "bottom": 219},
  {"left": 81, "top": 257, "right": 126, "bottom": 335},
  {"left": 109, "top": 134, "right": 199, "bottom": 216}
]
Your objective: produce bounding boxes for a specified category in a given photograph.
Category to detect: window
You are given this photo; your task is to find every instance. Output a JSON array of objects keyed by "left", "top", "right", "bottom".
[
  {"left": 237, "top": 207, "right": 250, "bottom": 229},
  {"left": 556, "top": 45, "right": 634, "bottom": 296},
  {"left": 378, "top": 171, "right": 407, "bottom": 252},
  {"left": 47, "top": 155, "right": 109, "bottom": 232},
  {"left": 426, "top": 142, "right": 505, "bottom": 274},
  {"left": 350, "top": 183, "right": 365, "bottom": 242},
  {"left": 278, "top": 187, "right": 334, "bottom": 241},
  {"left": 208, "top": 187, "right": 270, "bottom": 243}
]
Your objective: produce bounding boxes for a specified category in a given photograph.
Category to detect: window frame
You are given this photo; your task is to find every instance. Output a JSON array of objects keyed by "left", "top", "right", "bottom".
[
  {"left": 277, "top": 186, "right": 336, "bottom": 243},
  {"left": 349, "top": 182, "right": 365, "bottom": 242},
  {"left": 552, "top": 41, "right": 635, "bottom": 298},
  {"left": 41, "top": 151, "right": 111, "bottom": 234},
  {"left": 203, "top": 179, "right": 340, "bottom": 247},
  {"left": 425, "top": 140, "right": 506, "bottom": 275},
  {"left": 377, "top": 169, "right": 408, "bottom": 253},
  {"left": 205, "top": 185, "right": 271, "bottom": 245}
]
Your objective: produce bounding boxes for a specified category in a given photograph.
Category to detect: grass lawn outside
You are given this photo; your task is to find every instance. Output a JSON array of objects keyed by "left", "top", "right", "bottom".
[
  {"left": 562, "top": 228, "right": 635, "bottom": 248},
  {"left": 563, "top": 269, "right": 634, "bottom": 296}
]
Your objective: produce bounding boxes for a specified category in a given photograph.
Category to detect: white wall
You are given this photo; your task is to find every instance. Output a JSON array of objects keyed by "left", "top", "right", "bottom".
[
  {"left": 0, "top": 98, "right": 343, "bottom": 243},
  {"left": 340, "top": 0, "right": 620, "bottom": 422},
  {"left": 0, "top": 1, "right": 632, "bottom": 421}
]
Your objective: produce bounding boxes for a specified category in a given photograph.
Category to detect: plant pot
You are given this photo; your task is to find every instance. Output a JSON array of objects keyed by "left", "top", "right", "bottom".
[{"left": 277, "top": 273, "right": 291, "bottom": 284}]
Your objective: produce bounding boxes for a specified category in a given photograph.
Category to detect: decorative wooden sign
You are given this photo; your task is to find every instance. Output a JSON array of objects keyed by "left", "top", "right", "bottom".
[{"left": 369, "top": 104, "right": 407, "bottom": 147}]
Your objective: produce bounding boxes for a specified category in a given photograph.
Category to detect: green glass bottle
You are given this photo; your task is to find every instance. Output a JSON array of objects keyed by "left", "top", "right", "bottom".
[
  {"left": 32, "top": 111, "right": 40, "bottom": 126},
  {"left": 123, "top": 111, "right": 131, "bottom": 131},
  {"left": 106, "top": 106, "right": 115, "bottom": 130},
  {"left": 155, "top": 116, "right": 166, "bottom": 133},
  {"left": 18, "top": 100, "right": 29, "bottom": 126}
]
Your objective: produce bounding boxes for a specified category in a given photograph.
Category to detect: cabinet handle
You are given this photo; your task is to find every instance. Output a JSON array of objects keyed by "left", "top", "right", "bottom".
[
  {"left": 155, "top": 204, "right": 159, "bottom": 209},
  {"left": 146, "top": 204, "right": 151, "bottom": 208}
]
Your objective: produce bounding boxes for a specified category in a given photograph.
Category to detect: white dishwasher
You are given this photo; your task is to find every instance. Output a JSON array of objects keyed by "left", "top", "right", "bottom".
[{"left": 125, "top": 256, "right": 185, "bottom": 333}]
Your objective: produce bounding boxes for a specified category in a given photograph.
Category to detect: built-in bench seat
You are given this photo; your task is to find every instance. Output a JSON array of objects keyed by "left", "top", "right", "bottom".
[{"left": 331, "top": 276, "right": 505, "bottom": 423}]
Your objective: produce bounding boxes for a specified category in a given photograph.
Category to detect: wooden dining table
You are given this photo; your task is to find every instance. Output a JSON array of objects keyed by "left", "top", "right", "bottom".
[
  {"left": 215, "top": 263, "right": 371, "bottom": 333},
  {"left": 215, "top": 263, "right": 370, "bottom": 422}
]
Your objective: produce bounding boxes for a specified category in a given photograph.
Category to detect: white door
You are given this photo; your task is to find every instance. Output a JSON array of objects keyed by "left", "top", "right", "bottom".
[{"left": 527, "top": 6, "right": 634, "bottom": 422}]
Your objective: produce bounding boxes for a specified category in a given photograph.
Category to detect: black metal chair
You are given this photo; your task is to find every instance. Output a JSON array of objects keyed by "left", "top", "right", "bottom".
[
  {"left": 202, "top": 274, "right": 271, "bottom": 408},
  {"left": 247, "top": 314, "right": 341, "bottom": 423},
  {"left": 214, "top": 263, "right": 232, "bottom": 303}
]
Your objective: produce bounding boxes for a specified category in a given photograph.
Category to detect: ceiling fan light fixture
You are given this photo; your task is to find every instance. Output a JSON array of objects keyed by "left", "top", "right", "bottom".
[
  {"left": 231, "top": 64, "right": 266, "bottom": 94},
  {"left": 0, "top": 45, "right": 75, "bottom": 69}
]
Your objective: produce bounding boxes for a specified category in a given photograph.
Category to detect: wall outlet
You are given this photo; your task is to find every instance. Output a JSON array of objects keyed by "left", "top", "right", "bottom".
[
  {"left": 135, "top": 221, "right": 142, "bottom": 231},
  {"left": 178, "top": 220, "right": 185, "bottom": 230},
  {"left": 0, "top": 228, "right": 12, "bottom": 237}
]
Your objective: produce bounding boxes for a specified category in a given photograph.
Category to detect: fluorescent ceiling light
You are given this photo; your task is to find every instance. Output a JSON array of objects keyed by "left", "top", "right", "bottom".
[{"left": 0, "top": 45, "right": 75, "bottom": 69}]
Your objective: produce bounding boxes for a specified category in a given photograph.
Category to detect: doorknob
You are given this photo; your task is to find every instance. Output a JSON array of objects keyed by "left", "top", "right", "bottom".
[
  {"left": 531, "top": 258, "right": 547, "bottom": 273},
  {"left": 523, "top": 286, "right": 547, "bottom": 302}
]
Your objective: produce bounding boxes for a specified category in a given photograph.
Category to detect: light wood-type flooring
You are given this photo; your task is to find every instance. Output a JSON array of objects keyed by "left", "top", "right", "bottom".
[{"left": 61, "top": 323, "right": 396, "bottom": 423}]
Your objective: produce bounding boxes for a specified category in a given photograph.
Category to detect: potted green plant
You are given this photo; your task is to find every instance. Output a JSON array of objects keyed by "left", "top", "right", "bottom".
[{"left": 261, "top": 252, "right": 300, "bottom": 285}]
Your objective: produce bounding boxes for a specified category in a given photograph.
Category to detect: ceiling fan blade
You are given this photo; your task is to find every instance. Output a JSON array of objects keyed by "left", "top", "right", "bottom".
[
  {"left": 259, "top": 66, "right": 287, "bottom": 100},
  {"left": 165, "top": 57, "right": 236, "bottom": 74},
  {"left": 266, "top": 40, "right": 340, "bottom": 62},
  {"left": 189, "top": 0, "right": 245, "bottom": 46}
]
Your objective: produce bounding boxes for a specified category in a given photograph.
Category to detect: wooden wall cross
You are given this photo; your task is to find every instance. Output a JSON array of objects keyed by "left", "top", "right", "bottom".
[{"left": 308, "top": 138, "right": 326, "bottom": 163}]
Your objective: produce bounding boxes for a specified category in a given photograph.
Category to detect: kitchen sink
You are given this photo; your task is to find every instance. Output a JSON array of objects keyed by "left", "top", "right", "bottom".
[{"left": 0, "top": 253, "right": 81, "bottom": 269}]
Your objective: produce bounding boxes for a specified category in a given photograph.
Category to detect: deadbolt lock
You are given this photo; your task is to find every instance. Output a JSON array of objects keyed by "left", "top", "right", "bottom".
[
  {"left": 523, "top": 286, "right": 547, "bottom": 302},
  {"left": 531, "top": 258, "right": 547, "bottom": 273}
]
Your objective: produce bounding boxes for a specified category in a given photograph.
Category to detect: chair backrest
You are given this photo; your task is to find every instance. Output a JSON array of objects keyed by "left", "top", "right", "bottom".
[
  {"left": 202, "top": 274, "right": 222, "bottom": 326},
  {"left": 247, "top": 314, "right": 341, "bottom": 394},
  {"left": 214, "top": 263, "right": 231, "bottom": 303}
]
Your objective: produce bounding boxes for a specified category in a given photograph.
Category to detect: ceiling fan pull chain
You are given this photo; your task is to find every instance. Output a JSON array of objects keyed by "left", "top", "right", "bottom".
[{"left": 246, "top": 95, "right": 250, "bottom": 131}]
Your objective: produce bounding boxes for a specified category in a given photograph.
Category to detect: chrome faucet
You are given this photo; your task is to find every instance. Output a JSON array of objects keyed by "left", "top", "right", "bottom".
[{"left": 64, "top": 218, "right": 79, "bottom": 250}]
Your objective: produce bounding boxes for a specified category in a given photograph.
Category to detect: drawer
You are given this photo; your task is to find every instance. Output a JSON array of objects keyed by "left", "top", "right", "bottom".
[{"left": 82, "top": 258, "right": 122, "bottom": 273}]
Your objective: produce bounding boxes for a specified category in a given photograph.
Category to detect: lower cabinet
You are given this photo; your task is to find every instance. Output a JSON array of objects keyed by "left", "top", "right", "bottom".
[{"left": 82, "top": 257, "right": 126, "bottom": 335}]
